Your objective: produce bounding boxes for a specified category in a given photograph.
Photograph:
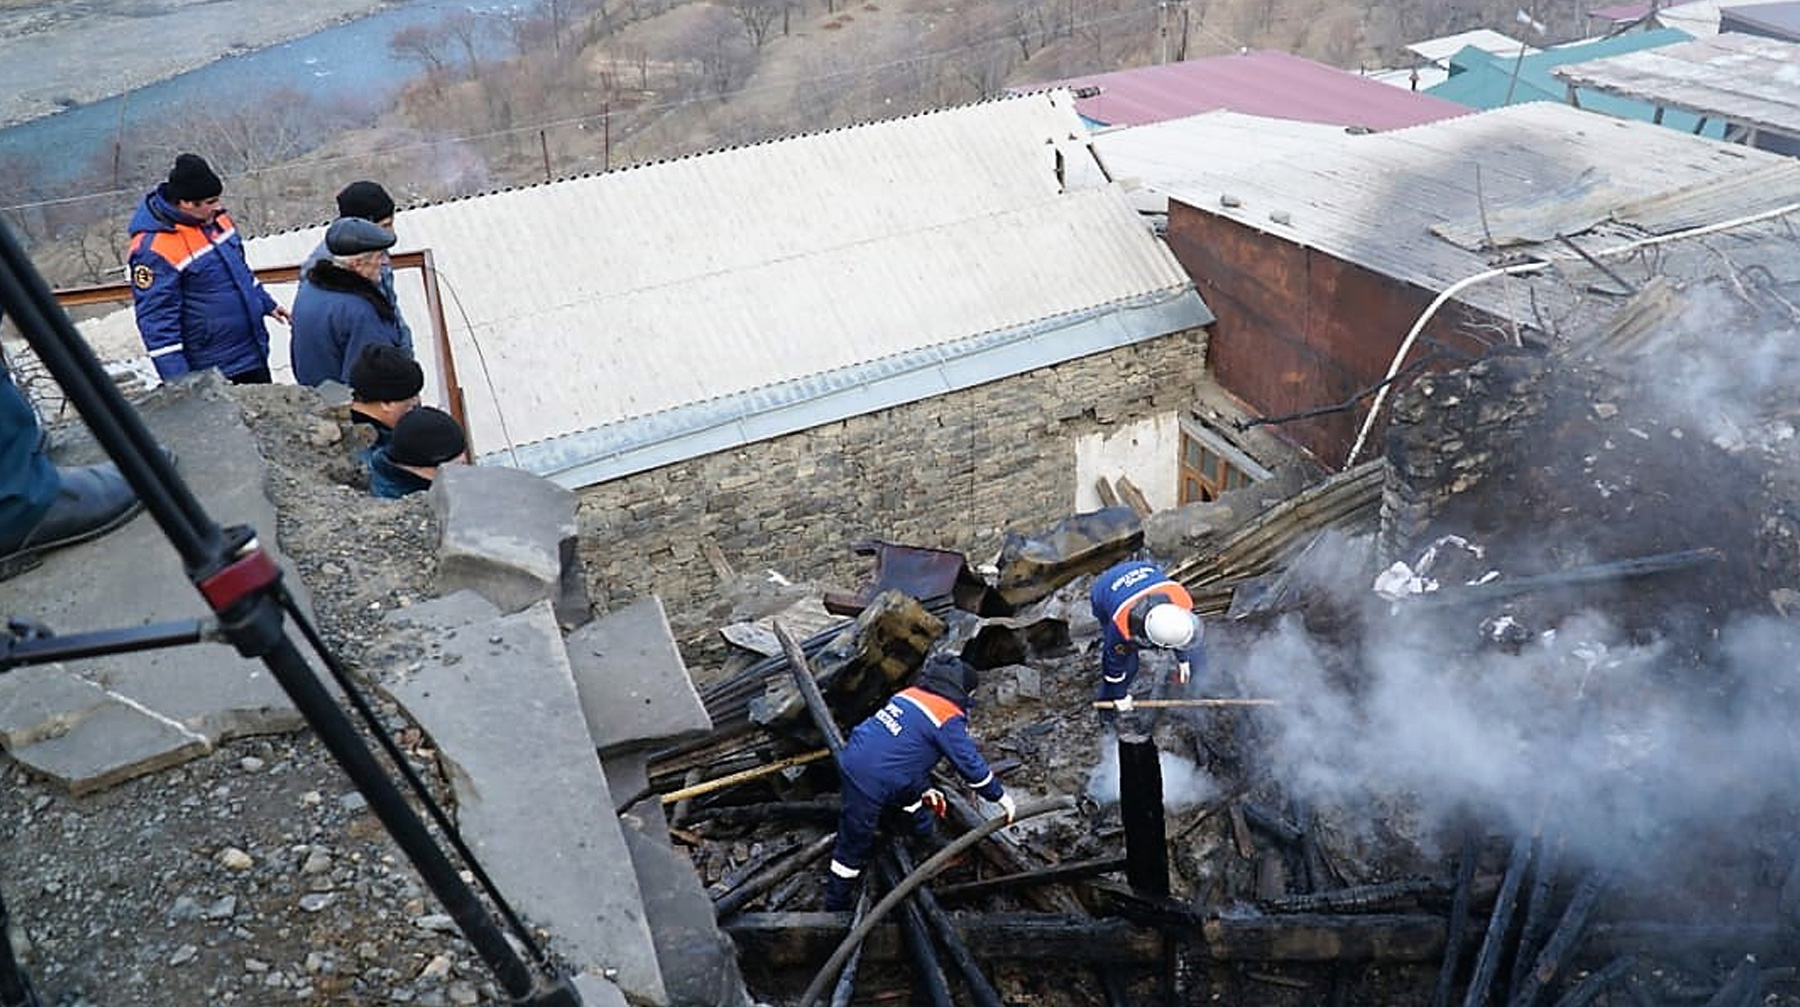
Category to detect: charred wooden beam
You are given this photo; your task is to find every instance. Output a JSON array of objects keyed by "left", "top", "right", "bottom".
[
  {"left": 1435, "top": 830, "right": 1481, "bottom": 1007},
  {"left": 1119, "top": 733, "right": 1170, "bottom": 897},
  {"left": 1582, "top": 922, "right": 1795, "bottom": 957},
  {"left": 1548, "top": 955, "right": 1635, "bottom": 1007},
  {"left": 877, "top": 858, "right": 954, "bottom": 1007},
  {"left": 887, "top": 845, "right": 1003, "bottom": 1007},
  {"left": 713, "top": 832, "right": 835, "bottom": 918},
  {"left": 708, "top": 835, "right": 804, "bottom": 901},
  {"left": 1462, "top": 832, "right": 1534, "bottom": 1007},
  {"left": 933, "top": 857, "right": 1129, "bottom": 903},
  {"left": 689, "top": 798, "right": 841, "bottom": 828},
  {"left": 1701, "top": 956, "right": 1762, "bottom": 1007},
  {"left": 938, "top": 784, "right": 1087, "bottom": 914},
  {"left": 1413, "top": 548, "right": 1722, "bottom": 610},
  {"left": 1505, "top": 869, "right": 1611, "bottom": 1007},
  {"left": 1509, "top": 832, "right": 1561, "bottom": 997},
  {"left": 1260, "top": 879, "right": 1448, "bottom": 915},
  {"left": 1240, "top": 802, "right": 1304, "bottom": 846},
  {"left": 725, "top": 912, "right": 1163, "bottom": 968},
  {"left": 1199, "top": 913, "right": 1447, "bottom": 962}
]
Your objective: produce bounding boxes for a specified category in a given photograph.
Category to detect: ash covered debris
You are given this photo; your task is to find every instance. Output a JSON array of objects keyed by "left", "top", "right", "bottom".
[{"left": 653, "top": 254, "right": 1800, "bottom": 1005}]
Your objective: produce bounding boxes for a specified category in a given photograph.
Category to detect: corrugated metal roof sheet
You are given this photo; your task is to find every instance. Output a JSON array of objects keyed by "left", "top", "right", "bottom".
[
  {"left": 1022, "top": 51, "right": 1471, "bottom": 129},
  {"left": 1721, "top": 0, "right": 1800, "bottom": 38},
  {"left": 1551, "top": 33, "right": 1800, "bottom": 140},
  {"left": 1155, "top": 102, "right": 1798, "bottom": 324},
  {"left": 1655, "top": 0, "right": 1777, "bottom": 34},
  {"left": 247, "top": 91, "right": 1208, "bottom": 486},
  {"left": 1425, "top": 29, "right": 1722, "bottom": 139}
]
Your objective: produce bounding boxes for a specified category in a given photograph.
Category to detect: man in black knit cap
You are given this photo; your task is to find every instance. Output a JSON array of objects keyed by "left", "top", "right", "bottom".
[
  {"left": 368, "top": 406, "right": 464, "bottom": 499},
  {"left": 126, "top": 153, "right": 290, "bottom": 384},
  {"left": 346, "top": 344, "right": 423, "bottom": 456}
]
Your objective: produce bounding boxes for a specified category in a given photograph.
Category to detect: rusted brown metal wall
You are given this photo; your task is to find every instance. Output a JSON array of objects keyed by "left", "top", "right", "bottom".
[{"left": 1164, "top": 202, "right": 1491, "bottom": 469}]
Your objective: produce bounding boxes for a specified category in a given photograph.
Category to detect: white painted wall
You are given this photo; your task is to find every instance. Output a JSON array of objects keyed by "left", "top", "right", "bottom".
[{"left": 1073, "top": 411, "right": 1181, "bottom": 513}]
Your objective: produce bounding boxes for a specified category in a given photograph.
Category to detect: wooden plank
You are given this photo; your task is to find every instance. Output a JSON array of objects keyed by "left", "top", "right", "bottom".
[
  {"left": 1095, "top": 478, "right": 1121, "bottom": 508},
  {"left": 1115, "top": 475, "right": 1153, "bottom": 517}
]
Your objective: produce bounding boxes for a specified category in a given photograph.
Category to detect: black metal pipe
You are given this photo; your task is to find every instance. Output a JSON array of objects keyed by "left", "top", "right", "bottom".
[
  {"left": 1119, "top": 733, "right": 1169, "bottom": 897},
  {"left": 1, "top": 620, "right": 210, "bottom": 669}
]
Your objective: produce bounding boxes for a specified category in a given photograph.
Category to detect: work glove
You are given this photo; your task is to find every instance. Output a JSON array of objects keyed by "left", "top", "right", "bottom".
[
  {"left": 1175, "top": 660, "right": 1191, "bottom": 687},
  {"left": 996, "top": 792, "right": 1017, "bottom": 824},
  {"left": 1112, "top": 694, "right": 1135, "bottom": 713},
  {"left": 920, "top": 788, "right": 948, "bottom": 818}
]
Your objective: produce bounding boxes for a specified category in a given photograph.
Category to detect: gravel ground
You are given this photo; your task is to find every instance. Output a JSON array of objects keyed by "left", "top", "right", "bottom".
[{"left": 0, "top": 383, "right": 527, "bottom": 1007}]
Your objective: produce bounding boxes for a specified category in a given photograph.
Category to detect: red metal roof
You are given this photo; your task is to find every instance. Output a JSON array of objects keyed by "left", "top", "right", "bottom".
[{"left": 1029, "top": 50, "right": 1471, "bottom": 129}]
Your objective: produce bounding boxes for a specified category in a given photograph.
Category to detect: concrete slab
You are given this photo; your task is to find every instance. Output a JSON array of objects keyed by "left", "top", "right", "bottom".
[
  {"left": 383, "top": 600, "right": 667, "bottom": 1005},
  {"left": 10, "top": 699, "right": 210, "bottom": 796},
  {"left": 606, "top": 753, "right": 752, "bottom": 1007},
  {"left": 430, "top": 465, "right": 588, "bottom": 625},
  {"left": 0, "top": 374, "right": 308, "bottom": 792},
  {"left": 565, "top": 597, "right": 712, "bottom": 756}
]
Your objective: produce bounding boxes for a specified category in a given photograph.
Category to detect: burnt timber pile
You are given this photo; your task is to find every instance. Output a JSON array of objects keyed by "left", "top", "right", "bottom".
[{"left": 641, "top": 283, "right": 1800, "bottom": 1005}]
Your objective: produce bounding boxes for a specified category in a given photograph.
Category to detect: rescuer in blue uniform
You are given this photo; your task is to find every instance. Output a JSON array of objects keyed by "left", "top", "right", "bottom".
[
  {"left": 1089, "top": 559, "right": 1206, "bottom": 711},
  {"left": 825, "top": 654, "right": 1016, "bottom": 911}
]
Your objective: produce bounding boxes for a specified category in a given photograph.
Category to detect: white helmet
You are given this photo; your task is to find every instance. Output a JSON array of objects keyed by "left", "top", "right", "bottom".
[{"left": 1144, "top": 603, "right": 1199, "bottom": 649}]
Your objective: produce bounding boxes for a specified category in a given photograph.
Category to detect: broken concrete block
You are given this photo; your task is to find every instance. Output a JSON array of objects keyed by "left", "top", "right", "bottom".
[
  {"left": 566, "top": 597, "right": 711, "bottom": 756},
  {"left": 5, "top": 684, "right": 210, "bottom": 795},
  {"left": 1013, "top": 664, "right": 1043, "bottom": 700},
  {"left": 430, "top": 464, "right": 588, "bottom": 624},
  {"left": 385, "top": 600, "right": 666, "bottom": 1005}
]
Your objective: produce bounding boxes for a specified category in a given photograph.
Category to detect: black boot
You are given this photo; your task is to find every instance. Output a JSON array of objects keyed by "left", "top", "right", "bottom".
[
  {"left": 824, "top": 871, "right": 858, "bottom": 913},
  {"left": 0, "top": 462, "right": 143, "bottom": 575}
]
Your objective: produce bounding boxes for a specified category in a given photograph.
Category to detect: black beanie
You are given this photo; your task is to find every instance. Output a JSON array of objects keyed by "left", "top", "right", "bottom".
[
  {"left": 165, "top": 153, "right": 223, "bottom": 203},
  {"left": 337, "top": 180, "right": 396, "bottom": 222},
  {"left": 349, "top": 345, "right": 423, "bottom": 403},
  {"left": 389, "top": 406, "right": 466, "bottom": 468},
  {"left": 915, "top": 653, "right": 978, "bottom": 709}
]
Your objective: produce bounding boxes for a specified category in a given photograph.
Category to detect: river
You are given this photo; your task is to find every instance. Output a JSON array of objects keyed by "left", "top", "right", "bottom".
[{"left": 0, "top": 0, "right": 543, "bottom": 192}]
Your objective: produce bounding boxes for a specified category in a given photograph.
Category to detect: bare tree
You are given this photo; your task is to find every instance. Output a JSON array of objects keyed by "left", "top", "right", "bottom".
[
  {"left": 731, "top": 0, "right": 786, "bottom": 47},
  {"left": 389, "top": 22, "right": 456, "bottom": 89}
]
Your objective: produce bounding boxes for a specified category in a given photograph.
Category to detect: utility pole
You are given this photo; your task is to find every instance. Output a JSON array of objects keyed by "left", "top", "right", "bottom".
[{"left": 1156, "top": 0, "right": 1189, "bottom": 63}]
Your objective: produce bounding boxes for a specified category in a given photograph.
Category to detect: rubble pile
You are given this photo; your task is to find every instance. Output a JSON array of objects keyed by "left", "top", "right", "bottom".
[{"left": 645, "top": 282, "right": 1800, "bottom": 1006}]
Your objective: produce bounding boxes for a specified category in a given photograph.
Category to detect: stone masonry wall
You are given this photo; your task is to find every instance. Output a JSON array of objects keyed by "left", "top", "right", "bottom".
[
  {"left": 576, "top": 329, "right": 1210, "bottom": 641},
  {"left": 1379, "top": 352, "right": 1551, "bottom": 565}
]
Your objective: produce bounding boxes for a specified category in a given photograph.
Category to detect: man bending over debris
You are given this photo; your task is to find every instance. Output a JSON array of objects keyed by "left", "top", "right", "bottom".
[
  {"left": 826, "top": 654, "right": 1015, "bottom": 911},
  {"left": 1089, "top": 559, "right": 1206, "bottom": 712}
]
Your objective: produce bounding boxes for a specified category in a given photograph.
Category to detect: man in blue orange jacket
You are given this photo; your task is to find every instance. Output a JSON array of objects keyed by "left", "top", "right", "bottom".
[
  {"left": 127, "top": 153, "right": 290, "bottom": 384},
  {"left": 1089, "top": 559, "right": 1206, "bottom": 712},
  {"left": 825, "top": 654, "right": 1015, "bottom": 911}
]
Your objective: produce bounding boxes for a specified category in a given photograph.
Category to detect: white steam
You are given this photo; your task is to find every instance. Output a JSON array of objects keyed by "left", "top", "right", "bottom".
[{"left": 1086, "top": 737, "right": 1219, "bottom": 808}]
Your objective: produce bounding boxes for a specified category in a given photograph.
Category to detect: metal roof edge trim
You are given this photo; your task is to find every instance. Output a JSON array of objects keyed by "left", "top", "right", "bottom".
[{"left": 486, "top": 288, "right": 1213, "bottom": 489}]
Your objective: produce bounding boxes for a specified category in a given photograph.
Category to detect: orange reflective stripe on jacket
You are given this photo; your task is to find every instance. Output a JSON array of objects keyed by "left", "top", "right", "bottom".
[
  {"left": 1111, "top": 580, "right": 1194, "bottom": 638},
  {"left": 895, "top": 686, "right": 964, "bottom": 727}
]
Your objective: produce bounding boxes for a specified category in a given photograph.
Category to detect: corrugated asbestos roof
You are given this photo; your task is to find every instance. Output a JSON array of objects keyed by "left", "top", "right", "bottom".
[
  {"left": 247, "top": 91, "right": 1210, "bottom": 487},
  {"left": 1154, "top": 102, "right": 1799, "bottom": 324},
  {"left": 1551, "top": 33, "right": 1800, "bottom": 140},
  {"left": 1721, "top": 0, "right": 1800, "bottom": 38},
  {"left": 1083, "top": 111, "right": 1351, "bottom": 213},
  {"left": 1023, "top": 51, "right": 1471, "bottom": 129}
]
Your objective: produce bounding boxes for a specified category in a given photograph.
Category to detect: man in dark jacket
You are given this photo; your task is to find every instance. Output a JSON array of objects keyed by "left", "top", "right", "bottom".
[
  {"left": 1089, "top": 559, "right": 1206, "bottom": 711},
  {"left": 127, "top": 153, "right": 289, "bottom": 384},
  {"left": 825, "top": 654, "right": 1016, "bottom": 911},
  {"left": 299, "top": 181, "right": 411, "bottom": 356},
  {"left": 290, "top": 217, "right": 406, "bottom": 387},
  {"left": 347, "top": 344, "right": 423, "bottom": 456},
  {"left": 368, "top": 406, "right": 464, "bottom": 499}
]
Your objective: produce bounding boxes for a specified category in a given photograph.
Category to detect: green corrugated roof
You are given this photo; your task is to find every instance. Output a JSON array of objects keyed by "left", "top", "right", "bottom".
[{"left": 1426, "top": 28, "right": 1724, "bottom": 137}]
